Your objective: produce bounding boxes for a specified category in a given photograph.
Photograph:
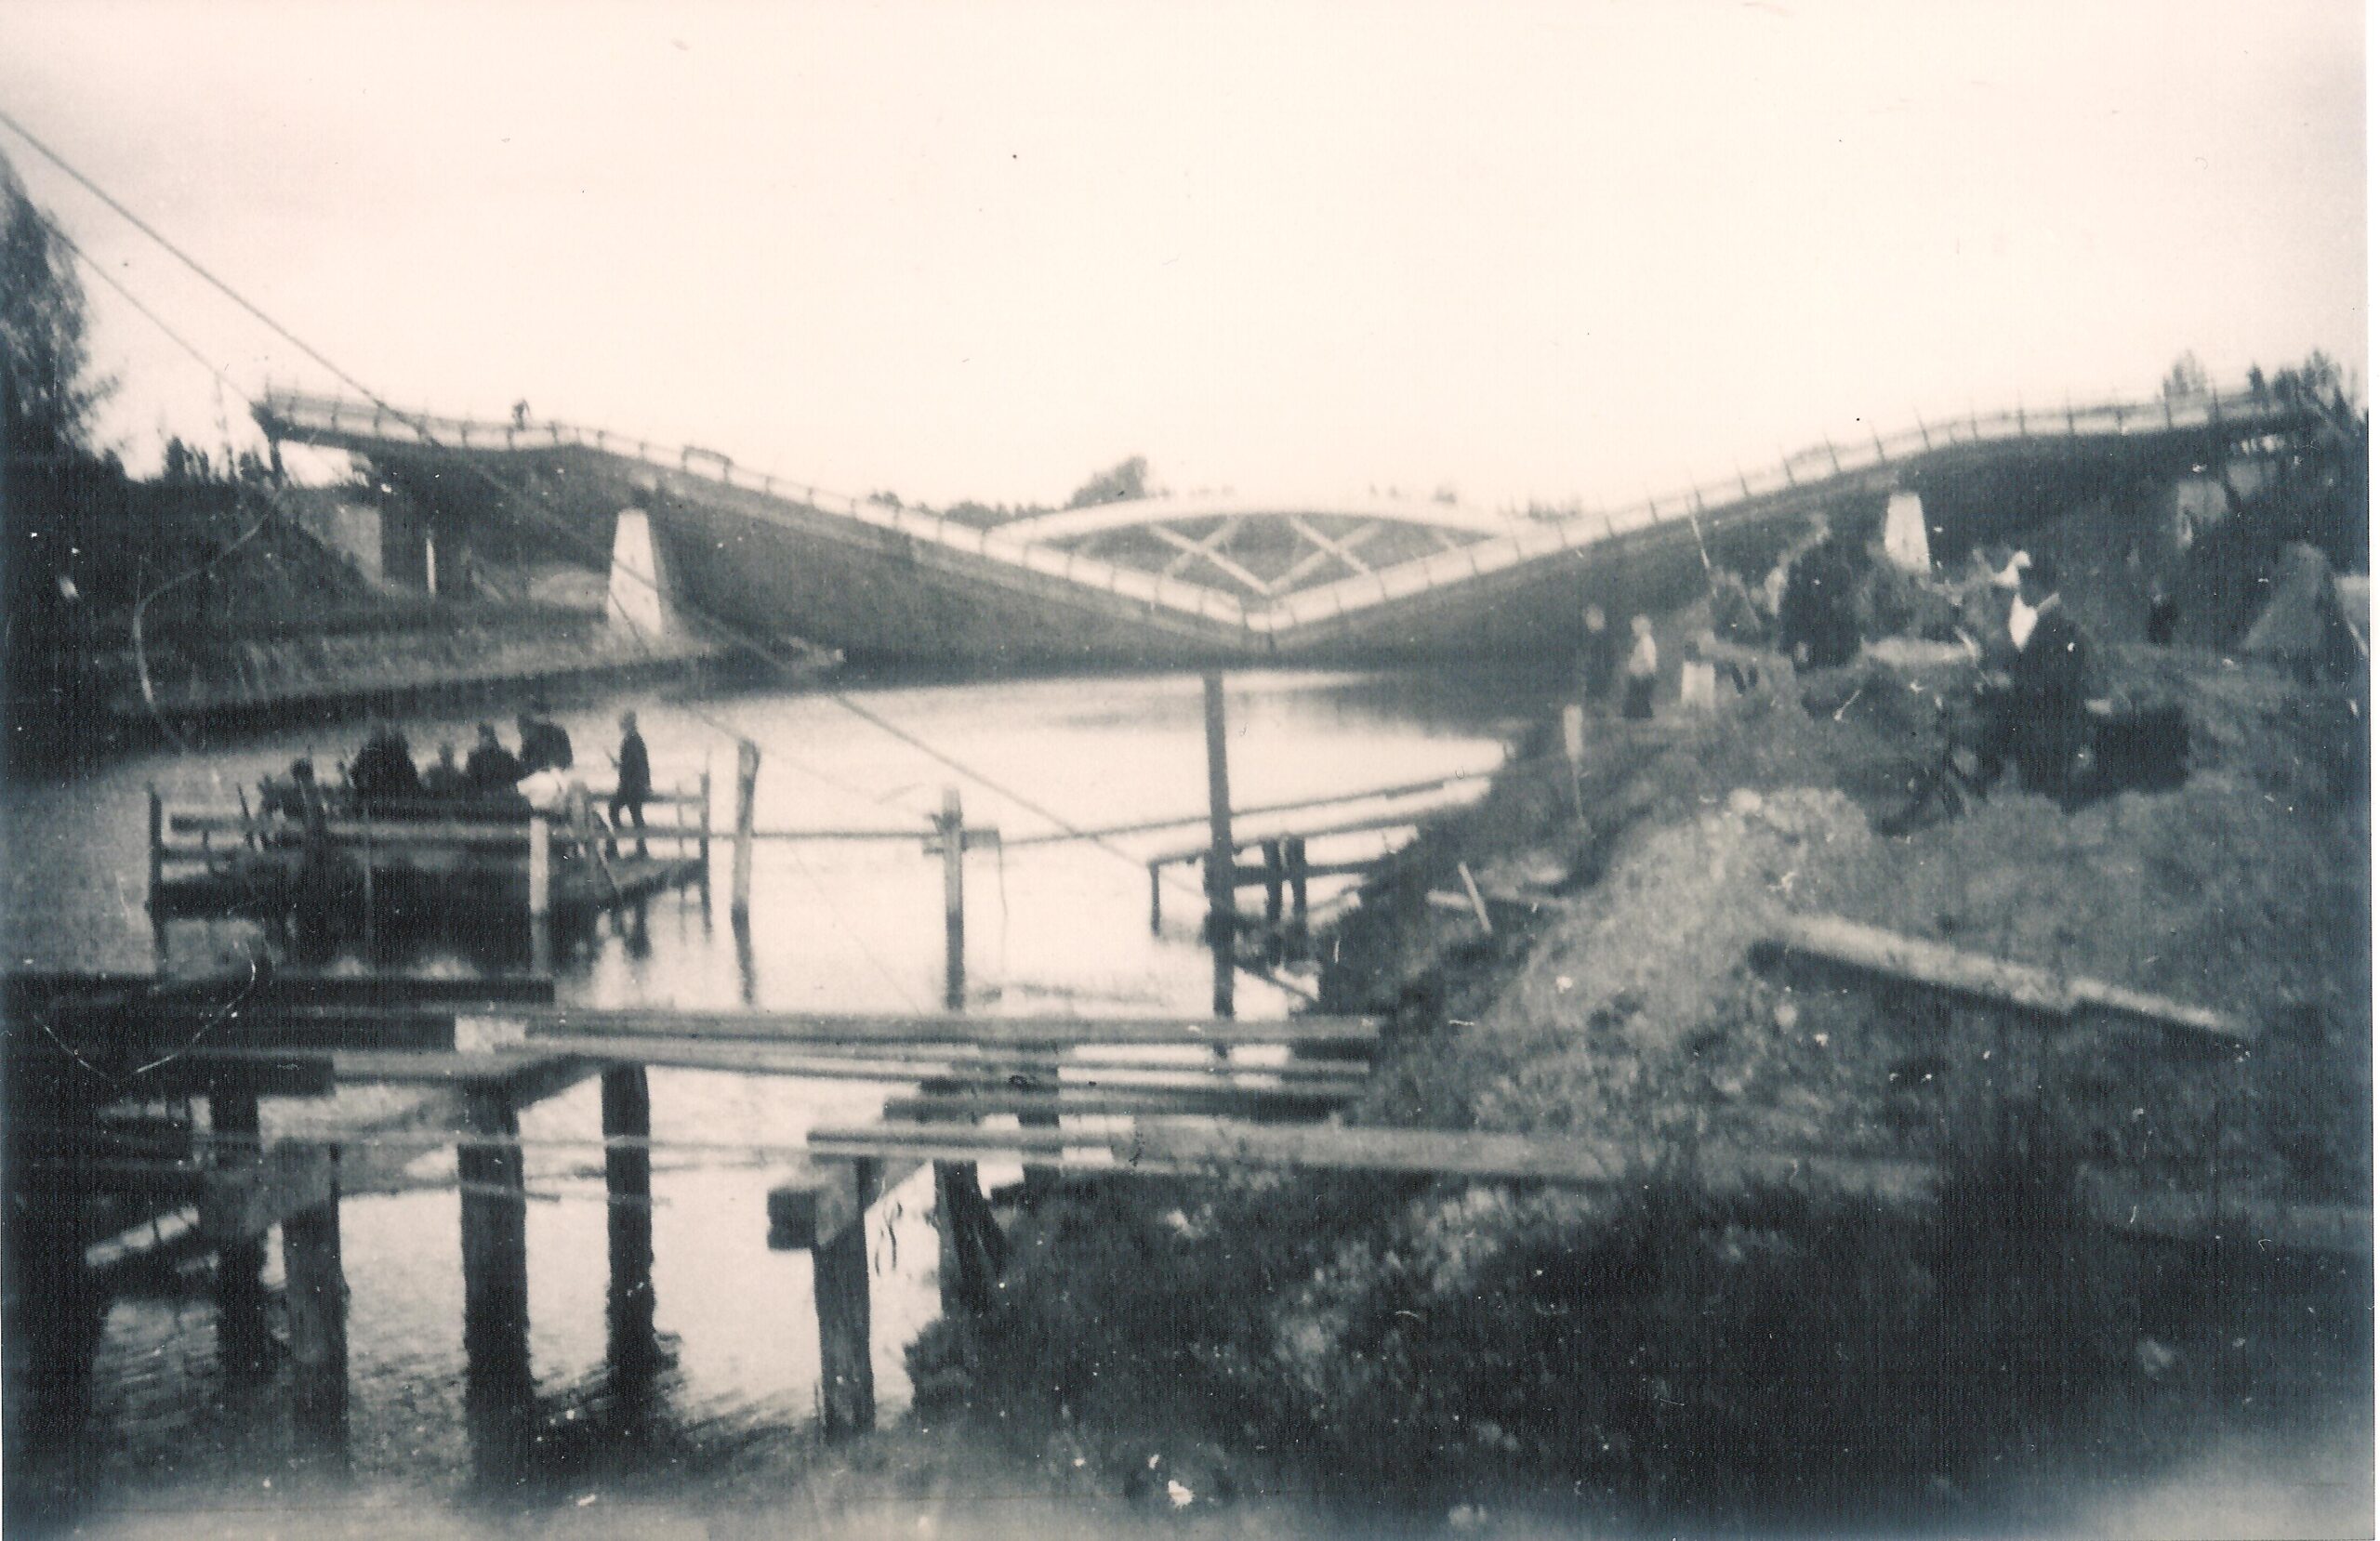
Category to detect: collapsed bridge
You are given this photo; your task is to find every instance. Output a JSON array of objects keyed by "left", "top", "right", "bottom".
[{"left": 257, "top": 383, "right": 2307, "bottom": 669}]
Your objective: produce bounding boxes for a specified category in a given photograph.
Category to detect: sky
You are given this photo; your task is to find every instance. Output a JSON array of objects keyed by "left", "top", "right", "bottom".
[{"left": 0, "top": 0, "right": 2364, "bottom": 510}]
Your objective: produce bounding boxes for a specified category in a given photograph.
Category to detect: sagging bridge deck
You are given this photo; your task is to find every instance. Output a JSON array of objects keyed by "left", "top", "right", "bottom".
[{"left": 254, "top": 379, "right": 2314, "bottom": 666}]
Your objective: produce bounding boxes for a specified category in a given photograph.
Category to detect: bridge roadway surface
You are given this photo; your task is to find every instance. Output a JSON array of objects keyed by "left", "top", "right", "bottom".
[{"left": 257, "top": 382, "right": 2307, "bottom": 668}]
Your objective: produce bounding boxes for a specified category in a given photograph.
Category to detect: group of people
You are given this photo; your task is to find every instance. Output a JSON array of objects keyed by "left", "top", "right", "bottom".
[
  {"left": 331, "top": 705, "right": 655, "bottom": 846},
  {"left": 1575, "top": 526, "right": 2092, "bottom": 804}
]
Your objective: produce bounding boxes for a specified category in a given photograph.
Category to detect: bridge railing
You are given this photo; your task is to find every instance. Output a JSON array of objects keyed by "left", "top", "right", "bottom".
[
  {"left": 258, "top": 387, "right": 1265, "bottom": 636},
  {"left": 256, "top": 377, "right": 2306, "bottom": 637}
]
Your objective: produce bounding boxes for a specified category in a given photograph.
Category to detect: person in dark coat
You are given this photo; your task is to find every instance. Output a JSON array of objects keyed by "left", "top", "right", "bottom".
[
  {"left": 1778, "top": 522, "right": 1865, "bottom": 670},
  {"left": 2007, "top": 556, "right": 2089, "bottom": 801},
  {"left": 419, "top": 741, "right": 468, "bottom": 797},
  {"left": 1577, "top": 604, "right": 1625, "bottom": 712},
  {"left": 465, "top": 722, "right": 525, "bottom": 791},
  {"left": 608, "top": 711, "right": 652, "bottom": 857},
  {"left": 348, "top": 714, "right": 421, "bottom": 808},
  {"left": 516, "top": 705, "right": 574, "bottom": 776}
]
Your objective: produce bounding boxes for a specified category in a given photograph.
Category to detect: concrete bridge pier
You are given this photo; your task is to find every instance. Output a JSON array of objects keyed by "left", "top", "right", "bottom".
[{"left": 609, "top": 507, "right": 683, "bottom": 638}]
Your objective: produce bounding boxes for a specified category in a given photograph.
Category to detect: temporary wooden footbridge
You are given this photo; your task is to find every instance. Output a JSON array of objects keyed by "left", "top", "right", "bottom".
[{"left": 9, "top": 903, "right": 2360, "bottom": 1469}]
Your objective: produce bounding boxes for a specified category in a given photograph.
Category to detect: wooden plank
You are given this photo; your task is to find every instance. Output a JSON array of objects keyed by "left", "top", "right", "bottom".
[
  {"left": 522, "top": 1009, "right": 1379, "bottom": 1050},
  {"left": 879, "top": 1086, "right": 1360, "bottom": 1121},
  {"left": 808, "top": 1118, "right": 1939, "bottom": 1201},
  {"left": 86, "top": 1205, "right": 202, "bottom": 1278},
  {"left": 1144, "top": 799, "right": 1478, "bottom": 866},
  {"left": 1002, "top": 769, "right": 1495, "bottom": 850},
  {"left": 5, "top": 970, "right": 553, "bottom": 1008},
  {"left": 33, "top": 1008, "right": 459, "bottom": 1055},
  {"left": 110, "top": 1054, "right": 335, "bottom": 1100},
  {"left": 170, "top": 812, "right": 536, "bottom": 847},
  {"left": 524, "top": 1034, "right": 1371, "bottom": 1081},
  {"left": 1758, "top": 913, "right": 2256, "bottom": 1045},
  {"left": 767, "top": 1157, "right": 923, "bottom": 1249}
]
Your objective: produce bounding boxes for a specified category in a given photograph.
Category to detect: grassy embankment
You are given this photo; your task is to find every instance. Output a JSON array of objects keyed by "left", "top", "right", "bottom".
[{"left": 899, "top": 639, "right": 2369, "bottom": 1532}]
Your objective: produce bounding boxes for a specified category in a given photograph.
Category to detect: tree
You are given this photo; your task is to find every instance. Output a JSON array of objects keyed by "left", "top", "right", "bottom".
[
  {"left": 1066, "top": 455, "right": 1150, "bottom": 509},
  {"left": 1, "top": 150, "right": 109, "bottom": 450},
  {"left": 2160, "top": 351, "right": 2208, "bottom": 403}
]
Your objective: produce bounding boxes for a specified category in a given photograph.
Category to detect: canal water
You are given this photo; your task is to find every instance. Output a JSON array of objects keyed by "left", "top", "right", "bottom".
[{"left": 4, "top": 662, "right": 1558, "bottom": 1529}]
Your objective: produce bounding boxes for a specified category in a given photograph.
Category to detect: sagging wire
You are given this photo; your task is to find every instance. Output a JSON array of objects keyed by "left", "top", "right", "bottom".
[
  {"left": 13, "top": 109, "right": 1314, "bottom": 1007},
  {"left": 20, "top": 950, "right": 269, "bottom": 1092}
]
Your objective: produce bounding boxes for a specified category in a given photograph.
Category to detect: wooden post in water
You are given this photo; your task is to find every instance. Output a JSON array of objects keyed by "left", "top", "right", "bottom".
[
  {"left": 601, "top": 1067, "right": 658, "bottom": 1377},
  {"left": 146, "top": 785, "right": 163, "bottom": 913},
  {"left": 1262, "top": 839, "right": 1287, "bottom": 929},
  {"left": 1203, "top": 672, "right": 1236, "bottom": 1021},
  {"left": 932, "top": 792, "right": 999, "bottom": 1297},
  {"left": 280, "top": 1146, "right": 349, "bottom": 1467},
  {"left": 527, "top": 815, "right": 553, "bottom": 974},
  {"left": 813, "top": 1157, "right": 879, "bottom": 1437},
  {"left": 696, "top": 769, "right": 713, "bottom": 882},
  {"left": 939, "top": 787, "right": 965, "bottom": 1012},
  {"left": 459, "top": 1083, "right": 532, "bottom": 1481},
  {"left": 211, "top": 1088, "right": 271, "bottom": 1376},
  {"left": 1288, "top": 836, "right": 1310, "bottom": 929},
  {"left": 732, "top": 740, "right": 760, "bottom": 919}
]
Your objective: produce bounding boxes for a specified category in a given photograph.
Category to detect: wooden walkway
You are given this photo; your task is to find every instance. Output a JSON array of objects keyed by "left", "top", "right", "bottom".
[{"left": 7, "top": 906, "right": 2361, "bottom": 1461}]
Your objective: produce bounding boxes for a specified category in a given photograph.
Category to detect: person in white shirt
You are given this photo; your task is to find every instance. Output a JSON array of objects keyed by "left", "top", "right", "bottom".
[{"left": 1621, "top": 615, "right": 1659, "bottom": 720}]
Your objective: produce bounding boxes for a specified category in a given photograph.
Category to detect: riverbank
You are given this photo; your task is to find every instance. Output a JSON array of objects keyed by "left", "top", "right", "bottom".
[
  {"left": 5, "top": 475, "right": 760, "bottom": 773},
  {"left": 894, "top": 639, "right": 2370, "bottom": 1534}
]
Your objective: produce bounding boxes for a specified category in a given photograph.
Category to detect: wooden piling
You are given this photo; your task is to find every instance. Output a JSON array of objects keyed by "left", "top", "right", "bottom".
[
  {"left": 458, "top": 1083, "right": 532, "bottom": 1474},
  {"left": 813, "top": 1157, "right": 879, "bottom": 1437},
  {"left": 696, "top": 769, "right": 713, "bottom": 881},
  {"left": 732, "top": 740, "right": 760, "bottom": 918},
  {"left": 280, "top": 1148, "right": 348, "bottom": 1465},
  {"left": 939, "top": 787, "right": 965, "bottom": 1013},
  {"left": 210, "top": 1088, "right": 271, "bottom": 1376},
  {"left": 1262, "top": 839, "right": 1286, "bottom": 927},
  {"left": 146, "top": 785, "right": 164, "bottom": 913},
  {"left": 1202, "top": 673, "right": 1236, "bottom": 1021},
  {"left": 602, "top": 1066, "right": 657, "bottom": 1373},
  {"left": 527, "top": 816, "right": 553, "bottom": 973},
  {"left": 1288, "top": 836, "right": 1310, "bottom": 927}
]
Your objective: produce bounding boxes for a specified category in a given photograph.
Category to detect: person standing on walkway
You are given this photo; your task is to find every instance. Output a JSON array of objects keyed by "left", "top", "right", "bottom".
[
  {"left": 1621, "top": 614, "right": 1659, "bottom": 720},
  {"left": 609, "top": 711, "right": 652, "bottom": 858}
]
